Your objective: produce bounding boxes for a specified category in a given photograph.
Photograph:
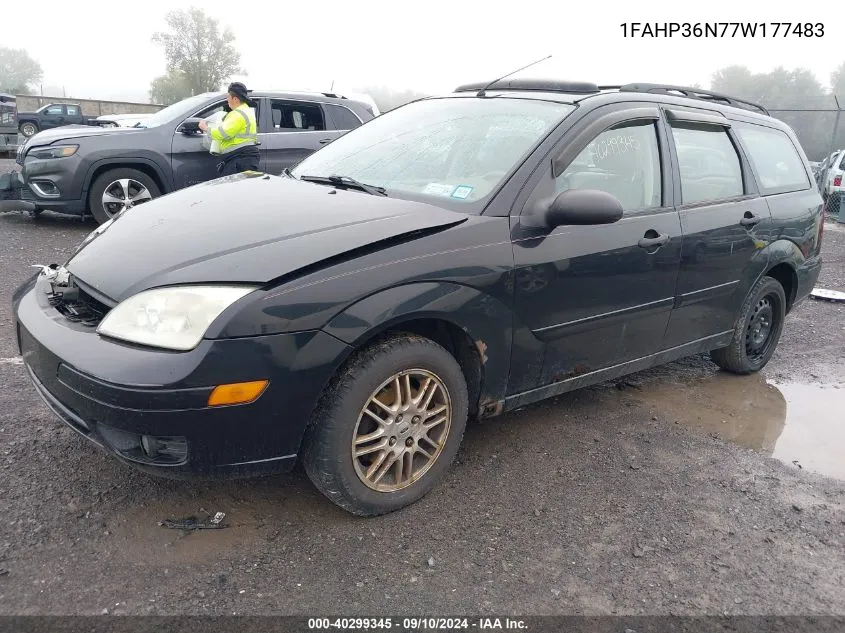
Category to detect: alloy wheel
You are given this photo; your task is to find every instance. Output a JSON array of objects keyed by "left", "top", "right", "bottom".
[
  {"left": 101, "top": 178, "right": 153, "bottom": 217},
  {"left": 351, "top": 369, "right": 452, "bottom": 493}
]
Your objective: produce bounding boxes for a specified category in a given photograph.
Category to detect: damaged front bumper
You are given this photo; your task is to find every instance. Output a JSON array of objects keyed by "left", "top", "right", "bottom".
[{"left": 0, "top": 170, "right": 38, "bottom": 213}]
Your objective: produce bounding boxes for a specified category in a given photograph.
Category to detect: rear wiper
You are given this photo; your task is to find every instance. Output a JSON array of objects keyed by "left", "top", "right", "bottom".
[{"left": 299, "top": 174, "right": 387, "bottom": 196}]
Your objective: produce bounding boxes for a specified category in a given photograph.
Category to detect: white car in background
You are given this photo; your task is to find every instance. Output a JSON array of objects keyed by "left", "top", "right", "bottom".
[
  {"left": 95, "top": 113, "right": 154, "bottom": 128},
  {"left": 817, "top": 149, "right": 845, "bottom": 199}
]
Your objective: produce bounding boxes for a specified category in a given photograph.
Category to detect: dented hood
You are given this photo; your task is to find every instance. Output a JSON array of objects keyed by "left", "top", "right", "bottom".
[{"left": 66, "top": 173, "right": 467, "bottom": 302}]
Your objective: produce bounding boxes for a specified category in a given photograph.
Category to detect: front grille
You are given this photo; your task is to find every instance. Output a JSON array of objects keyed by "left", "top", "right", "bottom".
[{"left": 48, "top": 279, "right": 110, "bottom": 327}]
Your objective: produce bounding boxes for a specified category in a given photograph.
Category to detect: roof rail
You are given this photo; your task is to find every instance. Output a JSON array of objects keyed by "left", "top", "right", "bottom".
[
  {"left": 454, "top": 78, "right": 600, "bottom": 95},
  {"left": 597, "top": 83, "right": 769, "bottom": 115}
]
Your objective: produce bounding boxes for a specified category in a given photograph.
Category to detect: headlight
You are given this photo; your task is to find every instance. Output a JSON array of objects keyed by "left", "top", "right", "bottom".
[
  {"left": 96, "top": 285, "right": 257, "bottom": 351},
  {"left": 29, "top": 145, "right": 79, "bottom": 159}
]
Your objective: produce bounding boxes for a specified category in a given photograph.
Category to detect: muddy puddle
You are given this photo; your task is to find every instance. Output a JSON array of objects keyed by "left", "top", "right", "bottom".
[{"left": 618, "top": 373, "right": 845, "bottom": 480}]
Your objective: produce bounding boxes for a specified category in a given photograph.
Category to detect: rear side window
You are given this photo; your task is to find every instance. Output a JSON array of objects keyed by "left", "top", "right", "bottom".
[
  {"left": 66, "top": 105, "right": 80, "bottom": 116},
  {"left": 326, "top": 104, "right": 362, "bottom": 130},
  {"left": 734, "top": 123, "right": 810, "bottom": 194},
  {"left": 270, "top": 100, "right": 326, "bottom": 131},
  {"left": 671, "top": 125, "right": 744, "bottom": 204}
]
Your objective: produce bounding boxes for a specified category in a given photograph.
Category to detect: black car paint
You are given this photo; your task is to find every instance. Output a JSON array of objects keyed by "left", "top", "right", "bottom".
[
  {"left": 12, "top": 88, "right": 823, "bottom": 479},
  {"left": 9, "top": 92, "right": 374, "bottom": 217}
]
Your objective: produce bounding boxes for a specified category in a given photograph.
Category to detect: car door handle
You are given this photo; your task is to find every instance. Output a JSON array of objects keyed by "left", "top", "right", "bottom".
[
  {"left": 740, "top": 212, "right": 760, "bottom": 227},
  {"left": 318, "top": 138, "right": 333, "bottom": 145},
  {"left": 638, "top": 232, "right": 670, "bottom": 249}
]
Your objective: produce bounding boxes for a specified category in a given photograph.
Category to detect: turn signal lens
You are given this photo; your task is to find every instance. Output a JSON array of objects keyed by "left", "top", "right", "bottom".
[{"left": 208, "top": 380, "right": 269, "bottom": 407}]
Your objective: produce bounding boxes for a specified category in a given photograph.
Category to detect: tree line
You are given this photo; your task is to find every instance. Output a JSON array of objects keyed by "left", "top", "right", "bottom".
[{"left": 2, "top": 12, "right": 845, "bottom": 157}]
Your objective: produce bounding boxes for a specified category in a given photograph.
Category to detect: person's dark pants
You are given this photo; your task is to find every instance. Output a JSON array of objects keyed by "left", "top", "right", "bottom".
[{"left": 217, "top": 146, "right": 261, "bottom": 176}]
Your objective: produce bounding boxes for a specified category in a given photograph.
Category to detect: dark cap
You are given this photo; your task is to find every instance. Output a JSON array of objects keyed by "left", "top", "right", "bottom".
[{"left": 227, "top": 82, "right": 251, "bottom": 103}]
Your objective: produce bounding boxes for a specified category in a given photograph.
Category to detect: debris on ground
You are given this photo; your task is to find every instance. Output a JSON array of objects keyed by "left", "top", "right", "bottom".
[
  {"left": 0, "top": 567, "right": 8, "bottom": 577},
  {"left": 159, "top": 511, "right": 227, "bottom": 530},
  {"left": 810, "top": 288, "right": 845, "bottom": 303}
]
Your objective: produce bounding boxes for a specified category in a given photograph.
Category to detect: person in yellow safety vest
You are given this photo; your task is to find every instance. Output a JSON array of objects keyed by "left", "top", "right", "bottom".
[{"left": 198, "top": 82, "right": 260, "bottom": 176}]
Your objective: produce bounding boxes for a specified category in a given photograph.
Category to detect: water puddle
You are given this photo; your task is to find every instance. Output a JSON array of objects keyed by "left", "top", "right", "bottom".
[{"left": 620, "top": 373, "right": 845, "bottom": 480}]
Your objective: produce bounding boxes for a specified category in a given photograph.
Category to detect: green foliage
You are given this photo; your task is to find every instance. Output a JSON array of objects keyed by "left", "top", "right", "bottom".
[
  {"left": 710, "top": 65, "right": 838, "bottom": 160},
  {"left": 0, "top": 47, "right": 43, "bottom": 95},
  {"left": 150, "top": 7, "right": 243, "bottom": 101},
  {"left": 149, "top": 72, "right": 193, "bottom": 105}
]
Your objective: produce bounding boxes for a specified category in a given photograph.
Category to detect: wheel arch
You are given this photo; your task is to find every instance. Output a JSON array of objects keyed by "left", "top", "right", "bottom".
[
  {"left": 321, "top": 282, "right": 514, "bottom": 420},
  {"left": 759, "top": 238, "right": 805, "bottom": 314},
  {"left": 83, "top": 159, "right": 171, "bottom": 202}
]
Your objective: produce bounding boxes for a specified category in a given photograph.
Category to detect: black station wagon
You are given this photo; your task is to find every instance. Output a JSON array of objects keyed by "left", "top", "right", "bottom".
[{"left": 13, "top": 80, "right": 824, "bottom": 516}]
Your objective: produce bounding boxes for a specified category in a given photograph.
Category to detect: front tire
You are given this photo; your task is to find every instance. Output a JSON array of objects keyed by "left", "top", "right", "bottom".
[
  {"left": 710, "top": 276, "right": 787, "bottom": 375},
  {"left": 88, "top": 168, "right": 160, "bottom": 224},
  {"left": 302, "top": 334, "right": 469, "bottom": 516}
]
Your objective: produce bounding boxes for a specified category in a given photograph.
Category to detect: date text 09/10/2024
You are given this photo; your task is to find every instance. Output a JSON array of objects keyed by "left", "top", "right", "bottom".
[
  {"left": 619, "top": 22, "right": 824, "bottom": 38},
  {"left": 307, "top": 618, "right": 528, "bottom": 630}
]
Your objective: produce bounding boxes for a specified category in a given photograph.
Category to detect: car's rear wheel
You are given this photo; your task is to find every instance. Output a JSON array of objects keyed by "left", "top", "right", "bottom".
[
  {"left": 302, "top": 334, "right": 468, "bottom": 516},
  {"left": 19, "top": 122, "right": 38, "bottom": 137},
  {"left": 710, "top": 276, "right": 786, "bottom": 375},
  {"left": 88, "top": 168, "right": 160, "bottom": 224}
]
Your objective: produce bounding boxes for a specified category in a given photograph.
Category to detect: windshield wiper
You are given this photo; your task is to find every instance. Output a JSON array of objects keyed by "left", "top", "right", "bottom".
[{"left": 299, "top": 174, "right": 388, "bottom": 196}]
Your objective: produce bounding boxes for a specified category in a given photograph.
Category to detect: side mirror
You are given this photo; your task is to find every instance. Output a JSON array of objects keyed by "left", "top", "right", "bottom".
[
  {"left": 178, "top": 117, "right": 202, "bottom": 134},
  {"left": 544, "top": 189, "right": 624, "bottom": 229}
]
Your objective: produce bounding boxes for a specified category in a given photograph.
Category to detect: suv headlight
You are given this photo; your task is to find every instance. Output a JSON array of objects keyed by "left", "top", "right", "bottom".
[
  {"left": 96, "top": 285, "right": 257, "bottom": 351},
  {"left": 29, "top": 145, "right": 79, "bottom": 159}
]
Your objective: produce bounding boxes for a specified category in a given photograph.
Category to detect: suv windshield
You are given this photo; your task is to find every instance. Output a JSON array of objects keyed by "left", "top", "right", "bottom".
[
  {"left": 290, "top": 97, "right": 574, "bottom": 210},
  {"left": 136, "top": 94, "right": 217, "bottom": 129}
]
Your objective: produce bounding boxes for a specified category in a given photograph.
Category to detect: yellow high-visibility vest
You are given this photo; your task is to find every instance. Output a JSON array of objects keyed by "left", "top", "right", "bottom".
[{"left": 208, "top": 103, "right": 258, "bottom": 155}]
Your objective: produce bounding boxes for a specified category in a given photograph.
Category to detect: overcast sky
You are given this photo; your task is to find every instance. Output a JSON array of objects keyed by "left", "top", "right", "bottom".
[{"left": 3, "top": 0, "right": 838, "bottom": 103}]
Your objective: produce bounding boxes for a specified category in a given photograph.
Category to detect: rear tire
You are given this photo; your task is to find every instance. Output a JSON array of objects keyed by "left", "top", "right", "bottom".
[
  {"left": 302, "top": 334, "right": 468, "bottom": 516},
  {"left": 87, "top": 168, "right": 160, "bottom": 224},
  {"left": 710, "top": 276, "right": 786, "bottom": 375},
  {"left": 19, "top": 122, "right": 38, "bottom": 137}
]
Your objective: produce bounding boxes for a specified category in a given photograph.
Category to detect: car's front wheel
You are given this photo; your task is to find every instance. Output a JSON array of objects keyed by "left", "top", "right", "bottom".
[
  {"left": 710, "top": 275, "right": 787, "bottom": 374},
  {"left": 88, "top": 168, "right": 160, "bottom": 224},
  {"left": 302, "top": 334, "right": 469, "bottom": 516}
]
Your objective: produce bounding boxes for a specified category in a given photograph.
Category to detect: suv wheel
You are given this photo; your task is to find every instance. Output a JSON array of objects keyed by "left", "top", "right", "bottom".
[
  {"left": 302, "top": 334, "right": 469, "bottom": 516},
  {"left": 19, "top": 122, "right": 38, "bottom": 137},
  {"left": 710, "top": 276, "right": 787, "bottom": 375},
  {"left": 88, "top": 168, "right": 160, "bottom": 224}
]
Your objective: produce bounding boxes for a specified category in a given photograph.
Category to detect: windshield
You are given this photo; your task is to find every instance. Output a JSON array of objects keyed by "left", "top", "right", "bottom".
[
  {"left": 136, "top": 94, "right": 217, "bottom": 129},
  {"left": 290, "top": 97, "right": 573, "bottom": 209}
]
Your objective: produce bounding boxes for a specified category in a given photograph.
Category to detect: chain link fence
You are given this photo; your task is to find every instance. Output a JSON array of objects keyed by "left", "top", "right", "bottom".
[
  {"left": 764, "top": 95, "right": 843, "bottom": 162},
  {"left": 763, "top": 95, "right": 845, "bottom": 218}
]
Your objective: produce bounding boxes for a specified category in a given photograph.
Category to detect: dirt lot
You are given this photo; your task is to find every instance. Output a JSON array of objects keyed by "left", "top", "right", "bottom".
[{"left": 0, "top": 161, "right": 843, "bottom": 616}]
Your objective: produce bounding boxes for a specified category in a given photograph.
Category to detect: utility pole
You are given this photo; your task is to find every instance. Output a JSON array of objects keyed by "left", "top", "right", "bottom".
[{"left": 828, "top": 96, "right": 842, "bottom": 160}]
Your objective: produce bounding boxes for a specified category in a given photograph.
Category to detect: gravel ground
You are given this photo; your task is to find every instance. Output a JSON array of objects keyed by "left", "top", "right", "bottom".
[{"left": 0, "top": 160, "right": 843, "bottom": 616}]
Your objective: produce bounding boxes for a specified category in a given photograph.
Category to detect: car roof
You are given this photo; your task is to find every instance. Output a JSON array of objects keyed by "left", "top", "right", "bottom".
[
  {"left": 441, "top": 79, "right": 776, "bottom": 123},
  {"left": 199, "top": 90, "right": 371, "bottom": 108}
]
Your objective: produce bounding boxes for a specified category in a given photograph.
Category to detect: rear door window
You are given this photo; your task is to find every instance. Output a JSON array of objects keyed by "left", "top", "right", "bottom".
[
  {"left": 269, "top": 101, "right": 326, "bottom": 132},
  {"left": 671, "top": 125, "right": 744, "bottom": 204},
  {"left": 734, "top": 122, "right": 810, "bottom": 194},
  {"left": 66, "top": 105, "right": 81, "bottom": 116}
]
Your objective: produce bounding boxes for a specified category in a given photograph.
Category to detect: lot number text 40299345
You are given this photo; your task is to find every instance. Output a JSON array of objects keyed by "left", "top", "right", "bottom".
[{"left": 619, "top": 23, "right": 824, "bottom": 38}]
